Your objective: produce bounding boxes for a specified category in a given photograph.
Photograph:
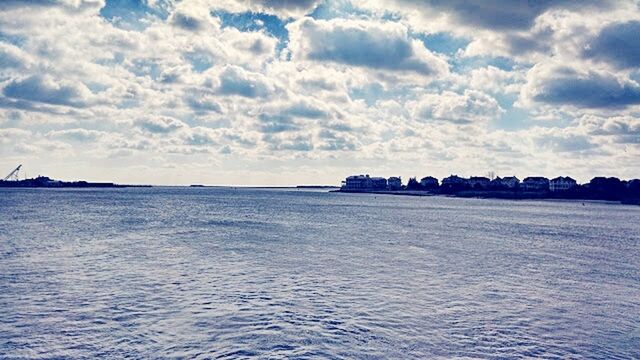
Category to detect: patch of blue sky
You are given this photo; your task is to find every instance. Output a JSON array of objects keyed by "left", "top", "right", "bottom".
[
  {"left": 127, "top": 59, "right": 162, "bottom": 80},
  {"left": 184, "top": 52, "right": 215, "bottom": 73},
  {"left": 0, "top": 31, "right": 24, "bottom": 47},
  {"left": 418, "top": 32, "right": 469, "bottom": 56},
  {"left": 490, "top": 105, "right": 529, "bottom": 131},
  {"left": 99, "top": 0, "right": 171, "bottom": 30},
  {"left": 490, "top": 103, "right": 573, "bottom": 131},
  {"left": 310, "top": 0, "right": 371, "bottom": 20},
  {"left": 94, "top": 53, "right": 125, "bottom": 68},
  {"left": 493, "top": 93, "right": 517, "bottom": 109},
  {"left": 349, "top": 82, "right": 416, "bottom": 107},
  {"left": 86, "top": 82, "right": 109, "bottom": 93},
  {"left": 214, "top": 10, "right": 289, "bottom": 51}
]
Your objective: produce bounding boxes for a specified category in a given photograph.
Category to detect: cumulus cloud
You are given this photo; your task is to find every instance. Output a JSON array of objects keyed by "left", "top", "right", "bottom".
[
  {"left": 135, "top": 116, "right": 186, "bottom": 133},
  {"left": 409, "top": 90, "right": 503, "bottom": 124},
  {"left": 213, "top": 65, "right": 275, "bottom": 98},
  {"left": 354, "top": 0, "right": 614, "bottom": 32},
  {"left": 2, "top": 75, "right": 93, "bottom": 108},
  {"left": 580, "top": 115, "right": 640, "bottom": 144},
  {"left": 287, "top": 18, "right": 448, "bottom": 77},
  {"left": 169, "top": 2, "right": 219, "bottom": 32},
  {"left": 535, "top": 133, "right": 597, "bottom": 153},
  {"left": 520, "top": 62, "right": 640, "bottom": 108},
  {"left": 207, "top": 0, "right": 322, "bottom": 18},
  {"left": 46, "top": 128, "right": 105, "bottom": 142},
  {"left": 0, "top": 42, "right": 32, "bottom": 70},
  {"left": 0, "top": 0, "right": 105, "bottom": 12}
]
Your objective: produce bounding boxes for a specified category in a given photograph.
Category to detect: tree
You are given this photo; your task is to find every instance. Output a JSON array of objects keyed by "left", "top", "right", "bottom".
[{"left": 407, "top": 177, "right": 422, "bottom": 190}]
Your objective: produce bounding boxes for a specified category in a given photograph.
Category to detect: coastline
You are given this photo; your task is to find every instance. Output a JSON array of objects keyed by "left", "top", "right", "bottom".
[{"left": 332, "top": 189, "right": 640, "bottom": 205}]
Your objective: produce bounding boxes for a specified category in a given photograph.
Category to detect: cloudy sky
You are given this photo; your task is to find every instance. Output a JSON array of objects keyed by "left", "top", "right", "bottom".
[{"left": 1, "top": 0, "right": 639, "bottom": 185}]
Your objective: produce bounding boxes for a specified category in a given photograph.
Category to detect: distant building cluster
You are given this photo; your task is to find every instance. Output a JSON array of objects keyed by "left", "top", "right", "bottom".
[
  {"left": 340, "top": 173, "right": 640, "bottom": 202},
  {"left": 342, "top": 174, "right": 579, "bottom": 192}
]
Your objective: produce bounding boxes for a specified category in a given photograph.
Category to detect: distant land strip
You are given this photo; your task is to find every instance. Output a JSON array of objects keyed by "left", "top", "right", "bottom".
[{"left": 336, "top": 174, "right": 640, "bottom": 205}]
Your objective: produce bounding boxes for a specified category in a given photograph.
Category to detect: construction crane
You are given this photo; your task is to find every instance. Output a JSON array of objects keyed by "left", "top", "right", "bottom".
[{"left": 3, "top": 164, "right": 22, "bottom": 181}]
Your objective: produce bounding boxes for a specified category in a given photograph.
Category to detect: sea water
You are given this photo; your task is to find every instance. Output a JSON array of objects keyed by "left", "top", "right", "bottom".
[{"left": 1, "top": 187, "right": 639, "bottom": 358}]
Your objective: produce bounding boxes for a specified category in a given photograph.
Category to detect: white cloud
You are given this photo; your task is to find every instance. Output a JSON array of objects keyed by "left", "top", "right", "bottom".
[
  {"left": 287, "top": 17, "right": 448, "bottom": 79},
  {"left": 408, "top": 90, "right": 504, "bottom": 124}
]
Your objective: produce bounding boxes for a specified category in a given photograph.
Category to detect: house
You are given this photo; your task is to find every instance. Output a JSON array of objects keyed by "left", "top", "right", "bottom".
[
  {"left": 387, "top": 177, "right": 402, "bottom": 190},
  {"left": 442, "top": 175, "right": 468, "bottom": 186},
  {"left": 441, "top": 175, "right": 469, "bottom": 192},
  {"left": 587, "top": 177, "right": 625, "bottom": 199},
  {"left": 420, "top": 176, "right": 439, "bottom": 189},
  {"left": 522, "top": 177, "right": 550, "bottom": 191},
  {"left": 549, "top": 176, "right": 577, "bottom": 192},
  {"left": 370, "top": 177, "right": 388, "bottom": 190},
  {"left": 342, "top": 175, "right": 387, "bottom": 191},
  {"left": 468, "top": 176, "right": 490, "bottom": 189},
  {"left": 501, "top": 176, "right": 520, "bottom": 189}
]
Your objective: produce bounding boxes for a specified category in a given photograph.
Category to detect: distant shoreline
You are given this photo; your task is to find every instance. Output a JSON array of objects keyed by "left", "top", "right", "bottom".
[{"left": 333, "top": 189, "right": 640, "bottom": 205}]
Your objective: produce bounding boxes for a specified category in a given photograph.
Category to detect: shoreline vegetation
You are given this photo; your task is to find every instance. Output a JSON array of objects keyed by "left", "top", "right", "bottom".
[{"left": 336, "top": 174, "right": 640, "bottom": 206}]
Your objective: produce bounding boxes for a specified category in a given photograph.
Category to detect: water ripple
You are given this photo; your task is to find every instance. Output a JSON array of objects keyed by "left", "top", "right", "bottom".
[{"left": 0, "top": 188, "right": 639, "bottom": 358}]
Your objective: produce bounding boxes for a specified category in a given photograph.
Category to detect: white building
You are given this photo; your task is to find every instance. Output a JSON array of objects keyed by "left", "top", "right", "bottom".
[
  {"left": 342, "top": 175, "right": 387, "bottom": 191},
  {"left": 550, "top": 176, "right": 577, "bottom": 192}
]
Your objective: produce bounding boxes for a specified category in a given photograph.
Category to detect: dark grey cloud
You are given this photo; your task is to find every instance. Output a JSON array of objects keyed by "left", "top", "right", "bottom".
[
  {"left": 171, "top": 12, "right": 205, "bottom": 31},
  {"left": 525, "top": 65, "right": 640, "bottom": 108},
  {"left": 3, "top": 75, "right": 91, "bottom": 107},
  {"left": 584, "top": 21, "right": 640, "bottom": 69},
  {"left": 390, "top": 0, "right": 612, "bottom": 30},
  {"left": 505, "top": 28, "right": 553, "bottom": 56}
]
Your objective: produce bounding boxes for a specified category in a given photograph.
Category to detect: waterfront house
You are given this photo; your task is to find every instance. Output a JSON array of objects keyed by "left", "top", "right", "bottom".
[
  {"left": 442, "top": 175, "right": 468, "bottom": 186},
  {"left": 468, "top": 176, "right": 491, "bottom": 189},
  {"left": 441, "top": 175, "right": 470, "bottom": 192},
  {"left": 342, "top": 175, "right": 387, "bottom": 191},
  {"left": 522, "top": 177, "right": 550, "bottom": 191},
  {"left": 387, "top": 177, "right": 402, "bottom": 190},
  {"left": 501, "top": 176, "right": 520, "bottom": 189},
  {"left": 370, "top": 177, "right": 388, "bottom": 190},
  {"left": 420, "top": 176, "right": 439, "bottom": 189},
  {"left": 549, "top": 176, "right": 577, "bottom": 192},
  {"left": 587, "top": 177, "right": 626, "bottom": 199}
]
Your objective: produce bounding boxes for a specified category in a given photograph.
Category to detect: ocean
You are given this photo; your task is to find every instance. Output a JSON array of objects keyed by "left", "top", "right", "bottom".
[{"left": 1, "top": 187, "right": 639, "bottom": 358}]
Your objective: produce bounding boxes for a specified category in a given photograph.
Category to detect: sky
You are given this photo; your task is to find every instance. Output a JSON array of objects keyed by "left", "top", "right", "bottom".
[{"left": 0, "top": 0, "right": 639, "bottom": 186}]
